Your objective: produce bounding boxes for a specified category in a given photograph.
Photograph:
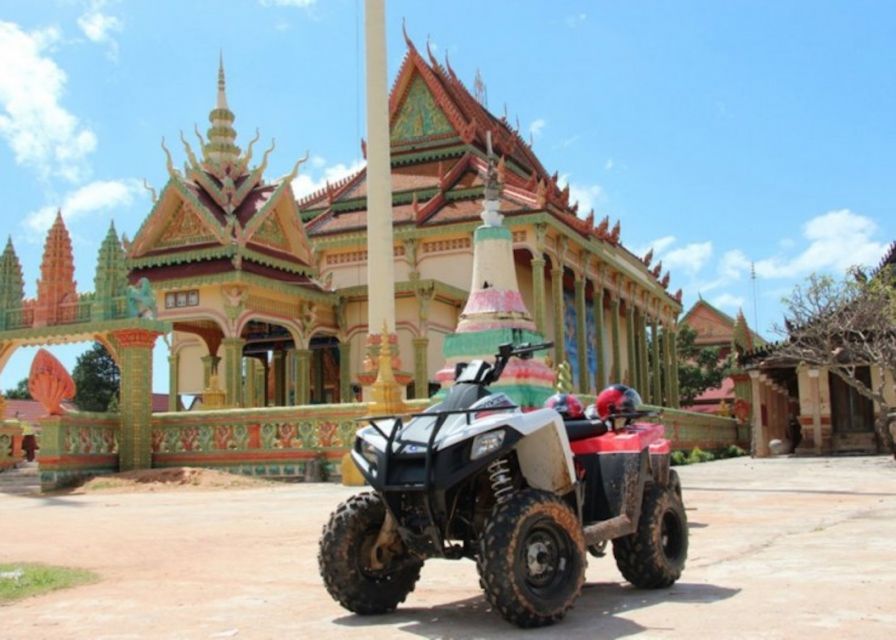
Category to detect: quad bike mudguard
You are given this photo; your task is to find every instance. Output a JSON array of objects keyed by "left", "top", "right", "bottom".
[{"left": 569, "top": 422, "right": 673, "bottom": 545}]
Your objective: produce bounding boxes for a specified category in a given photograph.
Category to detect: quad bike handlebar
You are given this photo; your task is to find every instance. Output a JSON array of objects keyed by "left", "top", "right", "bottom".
[{"left": 487, "top": 341, "right": 553, "bottom": 384}]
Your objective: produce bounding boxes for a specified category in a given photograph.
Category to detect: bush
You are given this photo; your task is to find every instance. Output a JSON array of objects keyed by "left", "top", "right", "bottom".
[
  {"left": 687, "top": 447, "right": 716, "bottom": 464},
  {"left": 718, "top": 444, "right": 747, "bottom": 459},
  {"left": 670, "top": 450, "right": 689, "bottom": 466}
]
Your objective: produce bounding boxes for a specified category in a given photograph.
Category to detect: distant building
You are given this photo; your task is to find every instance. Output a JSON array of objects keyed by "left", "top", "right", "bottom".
[{"left": 680, "top": 298, "right": 765, "bottom": 415}]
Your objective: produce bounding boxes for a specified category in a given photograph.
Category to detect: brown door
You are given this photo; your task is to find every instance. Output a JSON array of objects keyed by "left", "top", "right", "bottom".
[{"left": 829, "top": 368, "right": 874, "bottom": 433}]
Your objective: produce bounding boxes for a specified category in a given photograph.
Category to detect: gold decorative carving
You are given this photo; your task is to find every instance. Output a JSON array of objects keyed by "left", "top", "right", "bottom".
[{"left": 157, "top": 203, "right": 215, "bottom": 248}]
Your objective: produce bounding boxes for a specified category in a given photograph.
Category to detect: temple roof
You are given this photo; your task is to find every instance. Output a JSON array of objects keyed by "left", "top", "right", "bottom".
[
  {"left": 681, "top": 298, "right": 766, "bottom": 348},
  {"left": 128, "top": 59, "right": 316, "bottom": 286},
  {"left": 298, "top": 36, "right": 629, "bottom": 251}
]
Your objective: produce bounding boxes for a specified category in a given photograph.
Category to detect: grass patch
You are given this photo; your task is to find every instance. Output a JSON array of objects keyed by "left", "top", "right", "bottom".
[{"left": 0, "top": 563, "right": 98, "bottom": 603}]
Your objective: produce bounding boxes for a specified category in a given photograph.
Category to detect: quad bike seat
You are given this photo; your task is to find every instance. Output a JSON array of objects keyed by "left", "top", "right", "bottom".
[{"left": 563, "top": 419, "right": 608, "bottom": 442}]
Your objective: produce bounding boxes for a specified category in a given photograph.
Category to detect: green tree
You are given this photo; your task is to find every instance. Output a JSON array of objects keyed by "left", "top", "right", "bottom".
[
  {"left": 72, "top": 343, "right": 120, "bottom": 412},
  {"left": 675, "top": 324, "right": 732, "bottom": 405},
  {"left": 4, "top": 378, "right": 31, "bottom": 400}
]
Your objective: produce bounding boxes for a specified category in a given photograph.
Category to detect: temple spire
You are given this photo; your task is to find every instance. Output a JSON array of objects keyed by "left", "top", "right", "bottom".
[
  {"left": 217, "top": 51, "right": 228, "bottom": 110},
  {"left": 204, "top": 53, "right": 240, "bottom": 166}
]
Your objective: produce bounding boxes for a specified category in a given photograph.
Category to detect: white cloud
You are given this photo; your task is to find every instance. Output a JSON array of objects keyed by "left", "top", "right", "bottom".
[
  {"left": 633, "top": 235, "right": 677, "bottom": 259},
  {"left": 24, "top": 178, "right": 145, "bottom": 233},
  {"left": 604, "top": 158, "right": 615, "bottom": 171},
  {"left": 291, "top": 159, "right": 365, "bottom": 199},
  {"left": 529, "top": 118, "right": 546, "bottom": 138},
  {"left": 565, "top": 181, "right": 603, "bottom": 216},
  {"left": 712, "top": 293, "right": 745, "bottom": 310},
  {"left": 566, "top": 13, "right": 587, "bottom": 28},
  {"left": 719, "top": 249, "right": 751, "bottom": 280},
  {"left": 753, "top": 209, "right": 886, "bottom": 278},
  {"left": 663, "top": 241, "right": 713, "bottom": 275},
  {"left": 77, "top": 0, "right": 123, "bottom": 59},
  {"left": 0, "top": 21, "right": 97, "bottom": 182}
]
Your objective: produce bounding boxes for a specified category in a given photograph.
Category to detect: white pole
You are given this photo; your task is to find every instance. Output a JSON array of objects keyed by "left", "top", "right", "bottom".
[{"left": 364, "top": 0, "right": 396, "bottom": 336}]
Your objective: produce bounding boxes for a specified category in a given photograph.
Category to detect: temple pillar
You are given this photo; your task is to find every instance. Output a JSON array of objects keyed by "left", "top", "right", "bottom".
[
  {"left": 272, "top": 350, "right": 286, "bottom": 406},
  {"left": 593, "top": 285, "right": 606, "bottom": 392},
  {"left": 663, "top": 324, "right": 674, "bottom": 406},
  {"left": 201, "top": 354, "right": 220, "bottom": 388},
  {"left": 637, "top": 309, "right": 649, "bottom": 398},
  {"left": 650, "top": 319, "right": 662, "bottom": 405},
  {"left": 245, "top": 357, "right": 257, "bottom": 408},
  {"left": 625, "top": 303, "right": 636, "bottom": 387},
  {"left": 610, "top": 295, "right": 621, "bottom": 382},
  {"left": 749, "top": 370, "right": 767, "bottom": 456},
  {"left": 339, "top": 341, "right": 353, "bottom": 403},
  {"left": 295, "top": 348, "right": 311, "bottom": 405},
  {"left": 808, "top": 367, "right": 823, "bottom": 454},
  {"left": 220, "top": 337, "right": 245, "bottom": 407},
  {"left": 111, "top": 329, "right": 160, "bottom": 471},
  {"left": 669, "top": 329, "right": 680, "bottom": 408},
  {"left": 531, "top": 256, "right": 547, "bottom": 334},
  {"left": 167, "top": 353, "right": 179, "bottom": 412},
  {"left": 551, "top": 263, "right": 565, "bottom": 364},
  {"left": 413, "top": 337, "right": 429, "bottom": 399},
  {"left": 574, "top": 274, "right": 588, "bottom": 393},
  {"left": 314, "top": 348, "right": 326, "bottom": 403}
]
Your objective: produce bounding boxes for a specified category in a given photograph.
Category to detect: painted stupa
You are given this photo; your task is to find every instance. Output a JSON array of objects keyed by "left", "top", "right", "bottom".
[{"left": 436, "top": 135, "right": 554, "bottom": 407}]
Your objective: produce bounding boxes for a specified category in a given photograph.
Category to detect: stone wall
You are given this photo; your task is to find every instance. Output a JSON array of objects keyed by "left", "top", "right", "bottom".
[
  {"left": 38, "top": 412, "right": 120, "bottom": 490},
  {"left": 0, "top": 420, "right": 23, "bottom": 471}
]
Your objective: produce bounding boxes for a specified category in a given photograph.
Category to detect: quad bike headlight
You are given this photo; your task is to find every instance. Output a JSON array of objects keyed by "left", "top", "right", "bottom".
[
  {"left": 359, "top": 439, "right": 379, "bottom": 468},
  {"left": 471, "top": 429, "right": 506, "bottom": 460}
]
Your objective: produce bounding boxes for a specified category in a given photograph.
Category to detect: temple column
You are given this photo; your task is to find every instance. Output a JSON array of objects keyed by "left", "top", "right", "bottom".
[
  {"left": 637, "top": 309, "right": 649, "bottom": 397},
  {"left": 413, "top": 337, "right": 429, "bottom": 399},
  {"left": 610, "top": 295, "right": 621, "bottom": 382},
  {"left": 574, "top": 274, "right": 588, "bottom": 393},
  {"left": 663, "top": 324, "right": 674, "bottom": 406},
  {"left": 650, "top": 318, "right": 662, "bottom": 405},
  {"left": 808, "top": 367, "right": 823, "bottom": 454},
  {"left": 625, "top": 303, "right": 636, "bottom": 387},
  {"left": 272, "top": 350, "right": 286, "bottom": 406},
  {"left": 593, "top": 284, "right": 606, "bottom": 391},
  {"left": 314, "top": 348, "right": 326, "bottom": 403},
  {"left": 112, "top": 329, "right": 160, "bottom": 471},
  {"left": 339, "top": 341, "right": 353, "bottom": 403},
  {"left": 551, "top": 262, "right": 565, "bottom": 364},
  {"left": 669, "top": 329, "right": 680, "bottom": 408},
  {"left": 245, "top": 357, "right": 257, "bottom": 408},
  {"left": 220, "top": 337, "right": 245, "bottom": 407},
  {"left": 295, "top": 348, "right": 311, "bottom": 405},
  {"left": 531, "top": 256, "right": 547, "bottom": 334},
  {"left": 201, "top": 354, "right": 220, "bottom": 388},
  {"left": 167, "top": 353, "right": 179, "bottom": 412}
]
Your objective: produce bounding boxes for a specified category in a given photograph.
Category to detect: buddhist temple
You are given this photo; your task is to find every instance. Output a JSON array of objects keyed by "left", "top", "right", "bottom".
[{"left": 130, "top": 38, "right": 684, "bottom": 411}]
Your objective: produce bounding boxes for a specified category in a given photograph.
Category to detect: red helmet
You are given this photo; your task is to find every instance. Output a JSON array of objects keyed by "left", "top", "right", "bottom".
[
  {"left": 544, "top": 393, "right": 585, "bottom": 420},
  {"left": 595, "top": 384, "right": 642, "bottom": 420}
]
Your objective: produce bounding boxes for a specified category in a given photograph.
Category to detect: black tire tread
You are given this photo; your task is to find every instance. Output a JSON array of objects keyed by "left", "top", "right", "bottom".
[
  {"left": 318, "top": 492, "right": 422, "bottom": 615},
  {"left": 612, "top": 483, "right": 688, "bottom": 589},
  {"left": 476, "top": 489, "right": 586, "bottom": 628}
]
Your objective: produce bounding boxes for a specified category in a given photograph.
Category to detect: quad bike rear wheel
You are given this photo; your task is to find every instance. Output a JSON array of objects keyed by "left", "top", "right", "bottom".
[
  {"left": 612, "top": 482, "right": 688, "bottom": 588},
  {"left": 318, "top": 492, "right": 422, "bottom": 614},
  {"left": 477, "top": 489, "right": 586, "bottom": 628}
]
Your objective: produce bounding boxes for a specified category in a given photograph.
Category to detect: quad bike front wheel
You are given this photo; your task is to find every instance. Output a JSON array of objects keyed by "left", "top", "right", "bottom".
[
  {"left": 612, "top": 482, "right": 688, "bottom": 588},
  {"left": 477, "top": 489, "right": 587, "bottom": 628},
  {"left": 318, "top": 492, "right": 422, "bottom": 615}
]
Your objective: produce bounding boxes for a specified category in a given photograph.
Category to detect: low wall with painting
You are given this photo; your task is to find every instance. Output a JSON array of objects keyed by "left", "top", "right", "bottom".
[
  {"left": 150, "top": 399, "right": 432, "bottom": 480},
  {"left": 642, "top": 405, "right": 749, "bottom": 452},
  {"left": 38, "top": 412, "right": 120, "bottom": 490}
]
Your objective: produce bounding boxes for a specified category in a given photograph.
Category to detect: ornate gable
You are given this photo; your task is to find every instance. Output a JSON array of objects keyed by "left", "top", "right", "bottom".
[
  {"left": 252, "top": 212, "right": 290, "bottom": 251},
  {"left": 391, "top": 74, "right": 455, "bottom": 143},
  {"left": 156, "top": 202, "right": 217, "bottom": 249}
]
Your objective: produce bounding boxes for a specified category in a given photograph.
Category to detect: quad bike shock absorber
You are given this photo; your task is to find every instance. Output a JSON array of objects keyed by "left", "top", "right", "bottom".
[{"left": 487, "top": 457, "right": 513, "bottom": 504}]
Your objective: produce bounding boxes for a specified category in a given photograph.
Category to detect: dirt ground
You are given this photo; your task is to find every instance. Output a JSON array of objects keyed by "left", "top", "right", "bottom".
[{"left": 1, "top": 455, "right": 895, "bottom": 640}]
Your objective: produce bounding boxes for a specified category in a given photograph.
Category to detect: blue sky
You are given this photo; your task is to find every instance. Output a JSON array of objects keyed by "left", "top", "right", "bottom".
[{"left": 1, "top": 0, "right": 894, "bottom": 393}]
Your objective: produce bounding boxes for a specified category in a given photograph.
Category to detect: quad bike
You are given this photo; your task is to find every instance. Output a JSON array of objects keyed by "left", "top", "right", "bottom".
[{"left": 319, "top": 341, "right": 688, "bottom": 628}]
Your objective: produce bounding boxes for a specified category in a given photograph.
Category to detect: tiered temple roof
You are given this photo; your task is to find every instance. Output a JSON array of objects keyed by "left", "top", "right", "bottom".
[
  {"left": 128, "top": 58, "right": 317, "bottom": 288},
  {"left": 299, "top": 36, "right": 671, "bottom": 298}
]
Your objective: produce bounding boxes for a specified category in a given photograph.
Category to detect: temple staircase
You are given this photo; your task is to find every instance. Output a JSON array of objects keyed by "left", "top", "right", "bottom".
[{"left": 0, "top": 462, "right": 40, "bottom": 496}]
